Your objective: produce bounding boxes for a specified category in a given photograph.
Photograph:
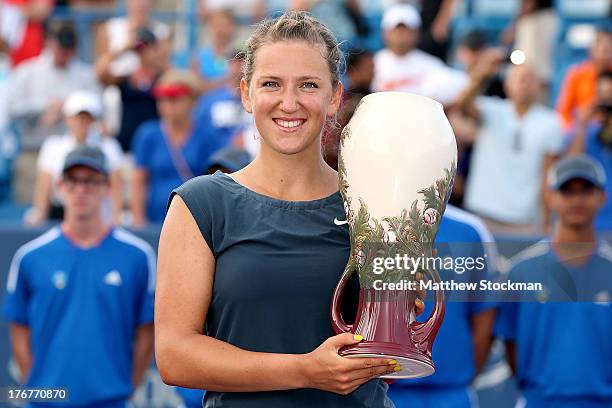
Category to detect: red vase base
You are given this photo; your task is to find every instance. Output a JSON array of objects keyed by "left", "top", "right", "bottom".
[{"left": 339, "top": 342, "right": 435, "bottom": 379}]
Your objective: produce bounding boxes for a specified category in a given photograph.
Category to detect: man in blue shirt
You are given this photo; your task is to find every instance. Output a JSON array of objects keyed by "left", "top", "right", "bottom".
[
  {"left": 193, "top": 51, "right": 251, "bottom": 162},
  {"left": 3, "top": 146, "right": 156, "bottom": 407},
  {"left": 388, "top": 205, "right": 498, "bottom": 408},
  {"left": 496, "top": 154, "right": 612, "bottom": 408},
  {"left": 567, "top": 70, "right": 612, "bottom": 231}
]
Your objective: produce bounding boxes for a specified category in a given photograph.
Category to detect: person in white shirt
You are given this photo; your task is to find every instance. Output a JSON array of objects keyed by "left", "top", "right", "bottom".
[
  {"left": 200, "top": 0, "right": 266, "bottom": 21},
  {"left": 25, "top": 90, "right": 123, "bottom": 227},
  {"left": 96, "top": 0, "right": 171, "bottom": 77},
  {"left": 371, "top": 3, "right": 467, "bottom": 107},
  {"left": 7, "top": 23, "right": 101, "bottom": 149},
  {"left": 456, "top": 63, "right": 564, "bottom": 235}
]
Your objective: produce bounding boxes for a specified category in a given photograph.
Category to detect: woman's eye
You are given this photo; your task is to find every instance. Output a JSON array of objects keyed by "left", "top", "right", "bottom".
[{"left": 301, "top": 82, "right": 318, "bottom": 89}]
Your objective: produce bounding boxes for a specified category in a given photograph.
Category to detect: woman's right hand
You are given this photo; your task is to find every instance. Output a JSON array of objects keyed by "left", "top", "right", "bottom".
[{"left": 301, "top": 333, "right": 400, "bottom": 395}]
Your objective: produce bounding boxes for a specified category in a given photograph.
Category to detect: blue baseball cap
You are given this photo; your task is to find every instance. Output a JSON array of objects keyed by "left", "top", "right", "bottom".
[
  {"left": 206, "top": 147, "right": 252, "bottom": 173},
  {"left": 548, "top": 154, "right": 607, "bottom": 190},
  {"left": 62, "top": 145, "right": 109, "bottom": 176}
]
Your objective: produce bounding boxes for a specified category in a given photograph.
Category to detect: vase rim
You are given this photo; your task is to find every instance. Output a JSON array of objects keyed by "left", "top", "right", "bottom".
[{"left": 360, "top": 91, "right": 443, "bottom": 109}]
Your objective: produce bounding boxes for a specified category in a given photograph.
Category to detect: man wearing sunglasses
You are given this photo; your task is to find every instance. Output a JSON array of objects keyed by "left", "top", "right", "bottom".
[
  {"left": 496, "top": 154, "right": 612, "bottom": 408},
  {"left": 3, "top": 145, "right": 156, "bottom": 407}
]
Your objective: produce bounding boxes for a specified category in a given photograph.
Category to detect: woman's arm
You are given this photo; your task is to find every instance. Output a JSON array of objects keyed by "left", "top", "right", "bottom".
[
  {"left": 95, "top": 45, "right": 125, "bottom": 86},
  {"left": 109, "top": 169, "right": 123, "bottom": 225},
  {"left": 470, "top": 309, "right": 496, "bottom": 376},
  {"left": 130, "top": 168, "right": 148, "bottom": 227},
  {"left": 155, "top": 196, "right": 398, "bottom": 394},
  {"left": 132, "top": 323, "right": 154, "bottom": 387},
  {"left": 9, "top": 323, "right": 32, "bottom": 383},
  {"left": 25, "top": 170, "right": 52, "bottom": 226}
]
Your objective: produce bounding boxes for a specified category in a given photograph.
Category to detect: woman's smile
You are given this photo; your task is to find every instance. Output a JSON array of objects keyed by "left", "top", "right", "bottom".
[{"left": 273, "top": 117, "right": 307, "bottom": 132}]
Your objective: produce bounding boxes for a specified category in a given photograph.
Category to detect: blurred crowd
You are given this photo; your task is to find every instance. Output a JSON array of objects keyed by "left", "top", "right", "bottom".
[
  {"left": 0, "top": 0, "right": 610, "bottom": 235},
  {"left": 0, "top": 2, "right": 611, "bottom": 408}
]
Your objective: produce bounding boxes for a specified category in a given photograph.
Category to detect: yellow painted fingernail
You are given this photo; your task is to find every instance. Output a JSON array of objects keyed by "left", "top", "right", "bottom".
[
  {"left": 353, "top": 334, "right": 364, "bottom": 341},
  {"left": 394, "top": 365, "right": 402, "bottom": 372},
  {"left": 389, "top": 359, "right": 397, "bottom": 365}
]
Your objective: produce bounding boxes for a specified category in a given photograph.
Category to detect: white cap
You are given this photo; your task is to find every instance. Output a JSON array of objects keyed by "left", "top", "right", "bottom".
[
  {"left": 381, "top": 4, "right": 422, "bottom": 31},
  {"left": 62, "top": 90, "right": 102, "bottom": 118}
]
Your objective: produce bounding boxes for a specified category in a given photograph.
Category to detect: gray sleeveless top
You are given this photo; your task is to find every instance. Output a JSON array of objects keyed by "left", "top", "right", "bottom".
[{"left": 170, "top": 171, "right": 394, "bottom": 408}]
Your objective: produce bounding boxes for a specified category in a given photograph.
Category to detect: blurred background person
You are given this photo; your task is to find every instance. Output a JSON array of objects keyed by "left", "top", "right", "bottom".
[
  {"left": 372, "top": 3, "right": 467, "bottom": 107},
  {"left": 418, "top": 0, "right": 457, "bottom": 62},
  {"left": 447, "top": 42, "right": 506, "bottom": 206},
  {"left": 389, "top": 205, "right": 498, "bottom": 408},
  {"left": 7, "top": 22, "right": 100, "bottom": 148},
  {"left": 496, "top": 154, "right": 612, "bottom": 408},
  {"left": 343, "top": 48, "right": 375, "bottom": 99},
  {"left": 191, "top": 9, "right": 237, "bottom": 94},
  {"left": 556, "top": 25, "right": 612, "bottom": 131},
  {"left": 289, "top": 0, "right": 368, "bottom": 44},
  {"left": 193, "top": 51, "right": 250, "bottom": 161},
  {"left": 1, "top": 0, "right": 55, "bottom": 67},
  {"left": 96, "top": 27, "right": 163, "bottom": 152},
  {"left": 454, "top": 29, "right": 506, "bottom": 99},
  {"left": 3, "top": 145, "right": 155, "bottom": 406},
  {"left": 25, "top": 90, "right": 123, "bottom": 227},
  {"left": 323, "top": 47, "right": 374, "bottom": 170},
  {"left": 199, "top": 0, "right": 267, "bottom": 22},
  {"left": 95, "top": 0, "right": 171, "bottom": 78},
  {"left": 457, "top": 64, "right": 564, "bottom": 235},
  {"left": 131, "top": 69, "right": 226, "bottom": 227},
  {"left": 566, "top": 70, "right": 612, "bottom": 232},
  {"left": 204, "top": 146, "right": 252, "bottom": 175},
  {"left": 7, "top": 21, "right": 101, "bottom": 205},
  {"left": 502, "top": 0, "right": 560, "bottom": 90}
]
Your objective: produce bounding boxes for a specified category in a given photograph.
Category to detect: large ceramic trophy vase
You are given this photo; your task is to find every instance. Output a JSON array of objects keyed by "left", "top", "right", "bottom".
[{"left": 331, "top": 92, "right": 457, "bottom": 379}]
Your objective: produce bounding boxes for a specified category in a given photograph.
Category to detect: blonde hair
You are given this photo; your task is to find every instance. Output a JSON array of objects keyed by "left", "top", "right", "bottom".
[
  {"left": 157, "top": 69, "right": 202, "bottom": 99},
  {"left": 242, "top": 11, "right": 343, "bottom": 88}
]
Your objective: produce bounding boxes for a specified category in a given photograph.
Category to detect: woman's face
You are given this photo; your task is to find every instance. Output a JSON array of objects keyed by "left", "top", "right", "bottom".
[
  {"left": 240, "top": 41, "right": 342, "bottom": 156},
  {"left": 138, "top": 43, "right": 160, "bottom": 67},
  {"left": 66, "top": 112, "right": 94, "bottom": 141},
  {"left": 157, "top": 94, "right": 194, "bottom": 123},
  {"left": 127, "top": 0, "right": 152, "bottom": 24}
]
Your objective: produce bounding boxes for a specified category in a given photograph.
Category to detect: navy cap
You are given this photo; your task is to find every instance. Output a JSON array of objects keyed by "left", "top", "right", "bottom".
[
  {"left": 134, "top": 27, "right": 157, "bottom": 51},
  {"left": 206, "top": 147, "right": 251, "bottom": 174},
  {"left": 62, "top": 145, "right": 109, "bottom": 176},
  {"left": 548, "top": 154, "right": 607, "bottom": 190},
  {"left": 51, "top": 24, "right": 77, "bottom": 49}
]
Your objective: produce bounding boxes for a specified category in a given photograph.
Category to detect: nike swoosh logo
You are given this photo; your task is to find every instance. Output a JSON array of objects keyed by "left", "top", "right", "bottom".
[{"left": 334, "top": 218, "right": 348, "bottom": 225}]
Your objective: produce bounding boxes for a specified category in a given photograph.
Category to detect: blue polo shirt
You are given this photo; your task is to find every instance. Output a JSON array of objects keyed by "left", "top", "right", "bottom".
[
  {"left": 194, "top": 47, "right": 228, "bottom": 80},
  {"left": 3, "top": 227, "right": 156, "bottom": 407},
  {"left": 495, "top": 240, "right": 612, "bottom": 407},
  {"left": 568, "top": 123, "right": 612, "bottom": 231},
  {"left": 389, "top": 205, "right": 498, "bottom": 395},
  {"left": 132, "top": 119, "right": 227, "bottom": 223},
  {"left": 193, "top": 87, "right": 247, "bottom": 160}
]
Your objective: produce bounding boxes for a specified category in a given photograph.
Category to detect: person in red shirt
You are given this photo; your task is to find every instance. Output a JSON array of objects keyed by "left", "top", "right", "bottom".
[
  {"left": 556, "top": 25, "right": 612, "bottom": 131},
  {"left": 4, "top": 0, "right": 55, "bottom": 67}
]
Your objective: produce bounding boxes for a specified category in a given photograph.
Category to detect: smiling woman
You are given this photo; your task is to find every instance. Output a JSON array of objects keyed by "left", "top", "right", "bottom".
[{"left": 154, "top": 11, "right": 399, "bottom": 408}]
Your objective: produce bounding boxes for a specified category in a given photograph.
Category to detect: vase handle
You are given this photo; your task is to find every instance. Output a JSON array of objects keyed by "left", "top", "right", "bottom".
[
  {"left": 412, "top": 263, "right": 446, "bottom": 354},
  {"left": 330, "top": 263, "right": 357, "bottom": 334}
]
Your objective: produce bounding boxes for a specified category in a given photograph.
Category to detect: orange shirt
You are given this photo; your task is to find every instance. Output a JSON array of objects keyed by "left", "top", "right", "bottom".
[{"left": 555, "top": 60, "right": 598, "bottom": 131}]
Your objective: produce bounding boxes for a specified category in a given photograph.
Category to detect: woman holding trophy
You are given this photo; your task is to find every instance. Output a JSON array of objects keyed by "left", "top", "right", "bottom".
[{"left": 154, "top": 11, "right": 410, "bottom": 408}]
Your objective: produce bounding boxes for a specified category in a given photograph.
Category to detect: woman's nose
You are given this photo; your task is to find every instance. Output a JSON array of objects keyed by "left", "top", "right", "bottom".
[{"left": 280, "top": 88, "right": 299, "bottom": 113}]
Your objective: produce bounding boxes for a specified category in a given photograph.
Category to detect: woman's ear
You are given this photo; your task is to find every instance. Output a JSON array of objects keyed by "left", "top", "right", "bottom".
[
  {"left": 328, "top": 81, "right": 343, "bottom": 117},
  {"left": 240, "top": 78, "right": 253, "bottom": 113}
]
